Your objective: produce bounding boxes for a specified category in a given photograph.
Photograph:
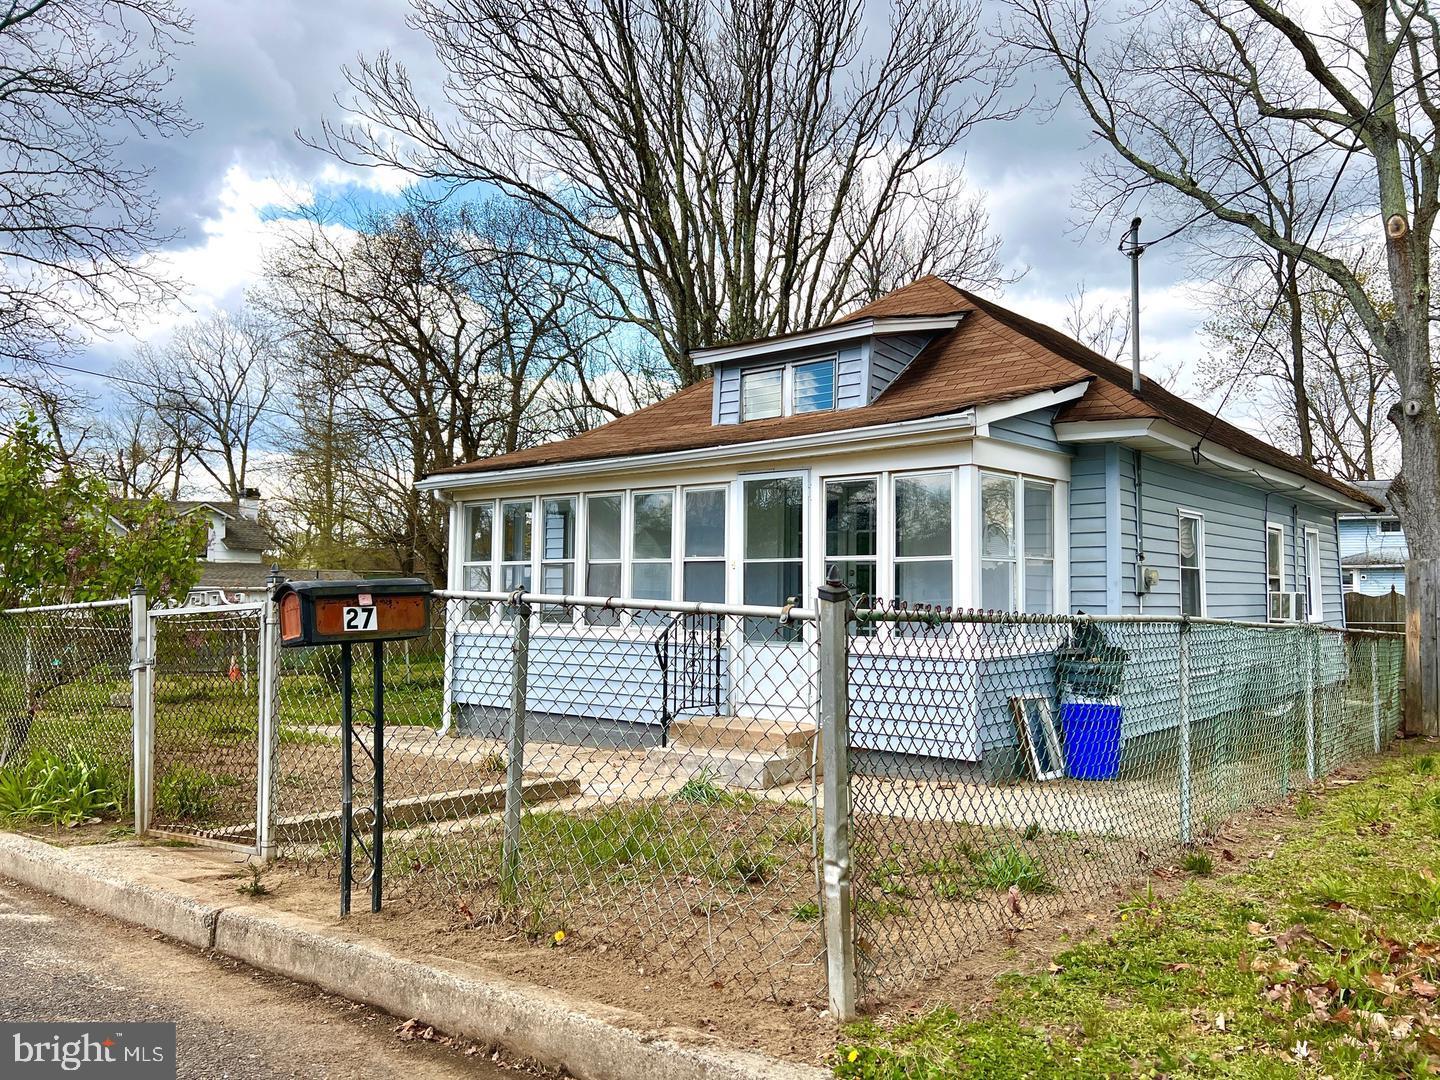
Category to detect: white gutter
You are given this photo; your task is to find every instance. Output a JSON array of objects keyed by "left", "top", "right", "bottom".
[
  {"left": 1053, "top": 418, "right": 1373, "bottom": 512},
  {"left": 419, "top": 407, "right": 981, "bottom": 495}
]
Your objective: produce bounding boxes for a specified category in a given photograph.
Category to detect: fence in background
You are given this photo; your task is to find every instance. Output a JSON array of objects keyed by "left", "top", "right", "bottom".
[
  {"left": 1345, "top": 586, "right": 1406, "bottom": 631},
  {"left": 0, "top": 585, "right": 1406, "bottom": 1016}
]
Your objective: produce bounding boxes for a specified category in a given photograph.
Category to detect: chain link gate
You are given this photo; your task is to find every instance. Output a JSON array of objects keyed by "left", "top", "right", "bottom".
[{"left": 145, "top": 603, "right": 271, "bottom": 851}]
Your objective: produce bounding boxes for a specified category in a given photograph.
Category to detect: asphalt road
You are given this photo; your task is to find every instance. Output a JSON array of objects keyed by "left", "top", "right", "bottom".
[{"left": 0, "top": 879, "right": 524, "bottom": 1079}]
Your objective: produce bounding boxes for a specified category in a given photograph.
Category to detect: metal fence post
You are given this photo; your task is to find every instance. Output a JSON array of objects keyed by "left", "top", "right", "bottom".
[
  {"left": 1304, "top": 630, "right": 1317, "bottom": 782},
  {"left": 129, "top": 583, "right": 153, "bottom": 836},
  {"left": 255, "top": 571, "right": 282, "bottom": 860},
  {"left": 817, "top": 570, "right": 856, "bottom": 1021},
  {"left": 1372, "top": 637, "right": 1382, "bottom": 754},
  {"left": 1178, "top": 619, "right": 1192, "bottom": 846},
  {"left": 500, "top": 594, "right": 531, "bottom": 904}
]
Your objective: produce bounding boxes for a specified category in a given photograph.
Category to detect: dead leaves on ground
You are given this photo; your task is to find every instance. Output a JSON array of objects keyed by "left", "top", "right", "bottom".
[{"left": 1240, "top": 917, "right": 1440, "bottom": 1071}]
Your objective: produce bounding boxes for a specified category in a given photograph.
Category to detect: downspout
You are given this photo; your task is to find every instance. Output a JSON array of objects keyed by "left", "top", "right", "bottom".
[{"left": 1134, "top": 448, "right": 1146, "bottom": 614}]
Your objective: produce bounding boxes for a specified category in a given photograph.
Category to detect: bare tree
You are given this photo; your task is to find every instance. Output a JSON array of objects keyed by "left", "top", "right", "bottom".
[
  {"left": 259, "top": 197, "right": 615, "bottom": 577},
  {"left": 313, "top": 0, "right": 1020, "bottom": 383},
  {"left": 1063, "top": 282, "right": 1131, "bottom": 360},
  {"left": 1199, "top": 263, "right": 1399, "bottom": 480},
  {"left": 0, "top": 0, "right": 191, "bottom": 388},
  {"left": 1006, "top": 0, "right": 1440, "bottom": 726},
  {"left": 126, "top": 310, "right": 281, "bottom": 500},
  {"left": 86, "top": 402, "right": 186, "bottom": 499}
]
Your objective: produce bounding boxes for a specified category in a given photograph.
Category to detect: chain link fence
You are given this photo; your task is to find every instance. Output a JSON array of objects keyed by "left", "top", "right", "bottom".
[
  {"left": 845, "top": 604, "right": 1404, "bottom": 999},
  {"left": 0, "top": 599, "right": 134, "bottom": 823},
  {"left": 0, "top": 588, "right": 1408, "bottom": 1010},
  {"left": 149, "top": 605, "right": 264, "bottom": 843}
]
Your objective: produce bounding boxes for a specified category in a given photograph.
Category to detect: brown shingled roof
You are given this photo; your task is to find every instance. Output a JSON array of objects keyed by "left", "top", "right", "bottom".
[{"left": 429, "top": 276, "right": 1376, "bottom": 508}]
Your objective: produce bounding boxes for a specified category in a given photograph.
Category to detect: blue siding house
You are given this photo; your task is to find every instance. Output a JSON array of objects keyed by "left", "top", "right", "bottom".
[
  {"left": 1339, "top": 479, "right": 1407, "bottom": 595},
  {"left": 420, "top": 277, "right": 1380, "bottom": 770}
]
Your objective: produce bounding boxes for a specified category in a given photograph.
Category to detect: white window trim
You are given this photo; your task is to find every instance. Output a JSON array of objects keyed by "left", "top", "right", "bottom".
[
  {"left": 737, "top": 353, "right": 839, "bottom": 422},
  {"left": 1304, "top": 526, "right": 1324, "bottom": 622},
  {"left": 1266, "top": 522, "right": 1287, "bottom": 622},
  {"left": 977, "top": 469, "right": 1058, "bottom": 614},
  {"left": 893, "top": 467, "right": 957, "bottom": 610},
  {"left": 680, "top": 484, "right": 729, "bottom": 605},
  {"left": 1177, "top": 508, "right": 1206, "bottom": 617},
  {"left": 498, "top": 496, "right": 536, "bottom": 594},
  {"left": 822, "top": 473, "right": 881, "bottom": 598},
  {"left": 459, "top": 498, "right": 496, "bottom": 593},
  {"left": 740, "top": 470, "right": 808, "bottom": 610}
]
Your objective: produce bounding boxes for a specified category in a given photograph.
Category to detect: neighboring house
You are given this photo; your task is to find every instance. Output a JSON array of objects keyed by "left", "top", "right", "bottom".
[
  {"left": 1339, "top": 479, "right": 1408, "bottom": 596},
  {"left": 418, "top": 276, "right": 1379, "bottom": 768},
  {"left": 117, "top": 489, "right": 346, "bottom": 605}
]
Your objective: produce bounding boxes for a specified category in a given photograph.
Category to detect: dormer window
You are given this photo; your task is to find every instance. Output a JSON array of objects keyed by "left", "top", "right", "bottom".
[
  {"left": 794, "top": 359, "right": 836, "bottom": 413},
  {"left": 740, "top": 368, "right": 783, "bottom": 420},
  {"left": 739, "top": 356, "right": 837, "bottom": 421}
]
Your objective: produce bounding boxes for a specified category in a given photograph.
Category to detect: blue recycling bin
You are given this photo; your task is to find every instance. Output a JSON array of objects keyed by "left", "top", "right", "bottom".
[{"left": 1062, "top": 697, "right": 1123, "bottom": 780}]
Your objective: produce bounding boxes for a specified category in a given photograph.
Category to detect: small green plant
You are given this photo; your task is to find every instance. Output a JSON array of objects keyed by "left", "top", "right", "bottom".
[
  {"left": 1295, "top": 792, "right": 1315, "bottom": 818},
  {"left": 236, "top": 863, "right": 269, "bottom": 898},
  {"left": 934, "top": 877, "right": 975, "bottom": 902},
  {"left": 155, "top": 764, "right": 224, "bottom": 821},
  {"left": 1180, "top": 849, "right": 1213, "bottom": 876},
  {"left": 791, "top": 900, "right": 821, "bottom": 922},
  {"left": 0, "top": 749, "right": 125, "bottom": 826},
  {"left": 1021, "top": 822, "right": 1042, "bottom": 841},
  {"left": 1415, "top": 753, "right": 1437, "bottom": 775},
  {"left": 728, "top": 844, "right": 779, "bottom": 886},
  {"left": 477, "top": 749, "right": 508, "bottom": 773},
  {"left": 674, "top": 770, "right": 753, "bottom": 808},
  {"left": 970, "top": 845, "right": 1054, "bottom": 894}
]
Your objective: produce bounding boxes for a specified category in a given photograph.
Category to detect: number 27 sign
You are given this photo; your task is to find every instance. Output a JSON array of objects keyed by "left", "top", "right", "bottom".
[{"left": 342, "top": 606, "right": 377, "bottom": 632}]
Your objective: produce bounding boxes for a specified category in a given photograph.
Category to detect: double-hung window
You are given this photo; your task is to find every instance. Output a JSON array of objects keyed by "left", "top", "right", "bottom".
[
  {"left": 1266, "top": 524, "right": 1286, "bottom": 620},
  {"left": 980, "top": 472, "right": 1057, "bottom": 613},
  {"left": 630, "top": 490, "right": 674, "bottom": 624},
  {"left": 743, "top": 475, "right": 804, "bottom": 639},
  {"left": 894, "top": 472, "right": 953, "bottom": 609},
  {"left": 499, "top": 499, "right": 533, "bottom": 592},
  {"left": 1178, "top": 511, "right": 1204, "bottom": 617},
  {"left": 825, "top": 478, "right": 878, "bottom": 601},
  {"left": 1304, "top": 528, "right": 1323, "bottom": 621},
  {"left": 585, "top": 494, "right": 623, "bottom": 624},
  {"left": 539, "top": 497, "right": 576, "bottom": 622},
  {"left": 682, "top": 488, "right": 727, "bottom": 603},
  {"left": 462, "top": 502, "right": 494, "bottom": 592}
]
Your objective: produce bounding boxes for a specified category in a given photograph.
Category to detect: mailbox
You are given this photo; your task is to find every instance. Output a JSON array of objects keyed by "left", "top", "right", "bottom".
[{"left": 275, "top": 578, "right": 434, "bottom": 647}]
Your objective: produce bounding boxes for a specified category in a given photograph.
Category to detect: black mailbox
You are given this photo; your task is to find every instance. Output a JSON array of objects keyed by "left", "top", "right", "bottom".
[{"left": 275, "top": 578, "right": 434, "bottom": 647}]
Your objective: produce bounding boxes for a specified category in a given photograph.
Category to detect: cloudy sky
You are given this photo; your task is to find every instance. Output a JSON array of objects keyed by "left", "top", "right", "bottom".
[{"left": 69, "top": 0, "right": 1220, "bottom": 410}]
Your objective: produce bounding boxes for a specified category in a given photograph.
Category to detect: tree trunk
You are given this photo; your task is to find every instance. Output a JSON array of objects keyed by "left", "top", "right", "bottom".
[{"left": 1284, "top": 264, "right": 1315, "bottom": 464}]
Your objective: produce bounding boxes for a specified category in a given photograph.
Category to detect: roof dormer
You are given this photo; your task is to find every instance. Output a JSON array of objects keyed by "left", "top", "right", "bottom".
[{"left": 696, "top": 314, "right": 963, "bottom": 426}]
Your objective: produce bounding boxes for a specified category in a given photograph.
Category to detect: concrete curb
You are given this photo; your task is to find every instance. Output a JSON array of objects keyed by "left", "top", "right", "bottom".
[
  {"left": 0, "top": 833, "right": 826, "bottom": 1080},
  {"left": 0, "top": 833, "right": 219, "bottom": 949}
]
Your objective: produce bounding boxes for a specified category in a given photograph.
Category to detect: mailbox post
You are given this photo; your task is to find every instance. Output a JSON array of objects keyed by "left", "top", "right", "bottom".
[{"left": 274, "top": 578, "right": 433, "bottom": 915}]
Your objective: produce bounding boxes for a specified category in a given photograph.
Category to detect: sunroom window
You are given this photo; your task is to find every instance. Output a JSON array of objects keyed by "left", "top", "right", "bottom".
[
  {"left": 682, "top": 488, "right": 727, "bottom": 603},
  {"left": 894, "top": 472, "right": 953, "bottom": 609},
  {"left": 539, "top": 496, "right": 576, "bottom": 622},
  {"left": 981, "top": 472, "right": 1056, "bottom": 613},
  {"left": 744, "top": 475, "right": 803, "bottom": 639},
  {"left": 585, "top": 494, "right": 623, "bottom": 624},
  {"left": 499, "top": 499, "right": 533, "bottom": 592},
  {"left": 631, "top": 490, "right": 674, "bottom": 624},
  {"left": 462, "top": 502, "right": 493, "bottom": 592},
  {"left": 980, "top": 472, "right": 1016, "bottom": 610},
  {"left": 825, "top": 478, "right": 878, "bottom": 601}
]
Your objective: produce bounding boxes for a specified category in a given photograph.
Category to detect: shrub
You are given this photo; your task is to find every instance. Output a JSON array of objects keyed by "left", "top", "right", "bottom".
[
  {"left": 155, "top": 764, "right": 225, "bottom": 821},
  {"left": 971, "top": 845, "right": 1054, "bottom": 894},
  {"left": 0, "top": 749, "right": 125, "bottom": 826}
]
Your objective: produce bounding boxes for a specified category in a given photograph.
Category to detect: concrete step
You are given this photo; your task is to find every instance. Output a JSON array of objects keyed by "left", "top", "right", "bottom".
[
  {"left": 646, "top": 743, "right": 816, "bottom": 791},
  {"left": 666, "top": 714, "right": 816, "bottom": 754}
]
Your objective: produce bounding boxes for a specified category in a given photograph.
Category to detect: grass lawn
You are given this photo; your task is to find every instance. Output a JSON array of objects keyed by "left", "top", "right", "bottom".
[{"left": 836, "top": 747, "right": 1440, "bottom": 1078}]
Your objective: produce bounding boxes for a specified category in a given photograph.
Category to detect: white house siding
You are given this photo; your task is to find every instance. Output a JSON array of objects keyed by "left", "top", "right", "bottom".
[{"left": 836, "top": 346, "right": 867, "bottom": 409}]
